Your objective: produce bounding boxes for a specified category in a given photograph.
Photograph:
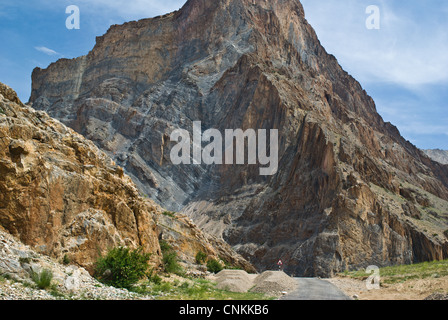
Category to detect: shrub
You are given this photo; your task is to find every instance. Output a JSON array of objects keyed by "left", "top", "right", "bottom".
[
  {"left": 150, "top": 273, "right": 163, "bottom": 285},
  {"left": 19, "top": 257, "right": 31, "bottom": 264},
  {"left": 94, "top": 247, "right": 151, "bottom": 289},
  {"left": 163, "top": 251, "right": 182, "bottom": 274},
  {"left": 195, "top": 251, "right": 207, "bottom": 265},
  {"left": 160, "top": 240, "right": 183, "bottom": 275},
  {"left": 31, "top": 269, "right": 53, "bottom": 290},
  {"left": 62, "top": 254, "right": 70, "bottom": 265},
  {"left": 206, "top": 259, "right": 223, "bottom": 274},
  {"left": 146, "top": 268, "right": 163, "bottom": 285}
]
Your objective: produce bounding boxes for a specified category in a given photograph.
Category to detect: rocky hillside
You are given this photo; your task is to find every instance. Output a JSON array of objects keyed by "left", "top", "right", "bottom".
[
  {"left": 424, "top": 149, "right": 448, "bottom": 165},
  {"left": 0, "top": 82, "right": 254, "bottom": 275},
  {"left": 0, "top": 228, "right": 151, "bottom": 300},
  {"left": 29, "top": 0, "right": 448, "bottom": 276}
]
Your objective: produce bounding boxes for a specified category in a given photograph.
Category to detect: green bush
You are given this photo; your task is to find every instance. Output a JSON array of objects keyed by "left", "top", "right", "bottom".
[
  {"left": 62, "top": 254, "right": 70, "bottom": 265},
  {"left": 94, "top": 247, "right": 151, "bottom": 289},
  {"left": 195, "top": 251, "right": 207, "bottom": 264},
  {"left": 150, "top": 273, "right": 163, "bottom": 285},
  {"left": 160, "top": 240, "right": 183, "bottom": 275},
  {"left": 206, "top": 259, "right": 223, "bottom": 274},
  {"left": 31, "top": 269, "right": 53, "bottom": 290}
]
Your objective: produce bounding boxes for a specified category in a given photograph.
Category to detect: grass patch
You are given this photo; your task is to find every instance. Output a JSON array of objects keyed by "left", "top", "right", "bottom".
[
  {"left": 31, "top": 269, "right": 54, "bottom": 290},
  {"left": 341, "top": 260, "right": 448, "bottom": 285},
  {"left": 133, "top": 277, "right": 273, "bottom": 300}
]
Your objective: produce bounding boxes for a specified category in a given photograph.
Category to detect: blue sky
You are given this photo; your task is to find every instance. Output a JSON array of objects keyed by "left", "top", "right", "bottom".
[{"left": 0, "top": 0, "right": 447, "bottom": 150}]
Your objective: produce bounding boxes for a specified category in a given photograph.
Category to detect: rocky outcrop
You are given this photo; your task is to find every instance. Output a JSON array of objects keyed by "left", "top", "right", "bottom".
[
  {"left": 29, "top": 0, "right": 448, "bottom": 276},
  {"left": 0, "top": 82, "right": 253, "bottom": 274}
]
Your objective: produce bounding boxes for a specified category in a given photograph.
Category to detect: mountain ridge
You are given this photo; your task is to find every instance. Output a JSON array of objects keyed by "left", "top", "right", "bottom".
[{"left": 29, "top": 0, "right": 448, "bottom": 276}]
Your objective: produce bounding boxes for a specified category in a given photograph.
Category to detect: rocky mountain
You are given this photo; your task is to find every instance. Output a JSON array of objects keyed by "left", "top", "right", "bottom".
[
  {"left": 29, "top": 0, "right": 448, "bottom": 276},
  {"left": 0, "top": 82, "right": 253, "bottom": 275},
  {"left": 423, "top": 149, "right": 448, "bottom": 165}
]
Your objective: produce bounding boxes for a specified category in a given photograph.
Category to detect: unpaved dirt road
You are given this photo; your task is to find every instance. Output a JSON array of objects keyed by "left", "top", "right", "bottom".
[{"left": 280, "top": 278, "right": 352, "bottom": 300}]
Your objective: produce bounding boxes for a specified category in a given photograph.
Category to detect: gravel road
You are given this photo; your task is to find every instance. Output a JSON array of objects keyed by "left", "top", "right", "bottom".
[{"left": 280, "top": 278, "right": 352, "bottom": 300}]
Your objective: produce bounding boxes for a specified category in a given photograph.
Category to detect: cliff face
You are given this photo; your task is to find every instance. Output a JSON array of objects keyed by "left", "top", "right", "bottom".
[
  {"left": 29, "top": 0, "right": 448, "bottom": 276},
  {"left": 0, "top": 82, "right": 253, "bottom": 274}
]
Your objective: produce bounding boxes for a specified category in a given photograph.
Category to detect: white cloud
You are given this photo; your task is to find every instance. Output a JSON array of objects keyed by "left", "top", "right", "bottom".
[
  {"left": 403, "top": 123, "right": 448, "bottom": 136},
  {"left": 301, "top": 0, "right": 448, "bottom": 87},
  {"left": 34, "top": 46, "right": 59, "bottom": 56},
  {"left": 300, "top": 0, "right": 448, "bottom": 149}
]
